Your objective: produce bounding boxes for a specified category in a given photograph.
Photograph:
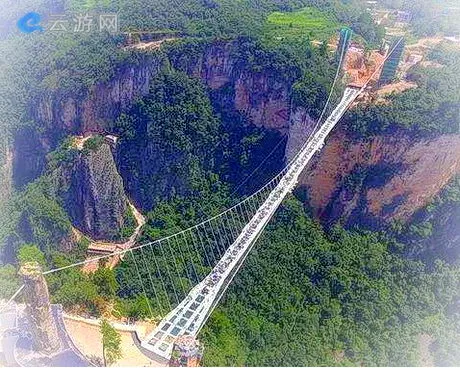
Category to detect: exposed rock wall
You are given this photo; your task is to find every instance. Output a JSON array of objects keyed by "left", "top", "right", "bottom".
[
  {"left": 14, "top": 41, "right": 296, "bottom": 189},
  {"left": 12, "top": 57, "right": 164, "bottom": 188},
  {"left": 12, "top": 127, "right": 48, "bottom": 189},
  {"left": 35, "top": 58, "right": 163, "bottom": 140},
  {"left": 8, "top": 38, "right": 460, "bottom": 237},
  {"left": 285, "top": 107, "right": 317, "bottom": 161},
  {"left": 171, "top": 41, "right": 293, "bottom": 133},
  {"left": 300, "top": 131, "right": 460, "bottom": 227},
  {"left": 20, "top": 262, "right": 61, "bottom": 354},
  {"left": 57, "top": 142, "right": 128, "bottom": 240}
]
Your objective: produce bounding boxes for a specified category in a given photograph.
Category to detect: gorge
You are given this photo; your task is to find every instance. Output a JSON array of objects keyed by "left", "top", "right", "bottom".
[{"left": 4, "top": 38, "right": 459, "bottom": 263}]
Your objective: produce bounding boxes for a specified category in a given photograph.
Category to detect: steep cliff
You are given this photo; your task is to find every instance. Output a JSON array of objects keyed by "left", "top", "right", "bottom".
[
  {"left": 13, "top": 40, "right": 298, "bottom": 189},
  {"left": 34, "top": 57, "right": 164, "bottom": 138},
  {"left": 166, "top": 39, "right": 308, "bottom": 194},
  {"left": 6, "top": 39, "right": 298, "bottom": 243},
  {"left": 11, "top": 56, "right": 165, "bottom": 188},
  {"left": 7, "top": 38, "right": 460, "bottom": 243},
  {"left": 169, "top": 40, "right": 295, "bottom": 133},
  {"left": 176, "top": 40, "right": 460, "bottom": 236},
  {"left": 298, "top": 131, "right": 460, "bottom": 229},
  {"left": 55, "top": 138, "right": 128, "bottom": 240}
]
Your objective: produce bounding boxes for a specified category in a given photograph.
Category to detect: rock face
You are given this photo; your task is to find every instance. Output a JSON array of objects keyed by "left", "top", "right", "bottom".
[
  {"left": 171, "top": 40, "right": 294, "bottom": 133},
  {"left": 58, "top": 142, "right": 128, "bottom": 240},
  {"left": 11, "top": 57, "right": 164, "bottom": 188},
  {"left": 12, "top": 40, "right": 297, "bottom": 189},
  {"left": 299, "top": 131, "right": 460, "bottom": 228},
  {"left": 0, "top": 139, "right": 13, "bottom": 204},
  {"left": 5, "top": 38, "right": 460, "bottom": 241},
  {"left": 20, "top": 262, "right": 61, "bottom": 354},
  {"left": 35, "top": 58, "right": 163, "bottom": 139}
]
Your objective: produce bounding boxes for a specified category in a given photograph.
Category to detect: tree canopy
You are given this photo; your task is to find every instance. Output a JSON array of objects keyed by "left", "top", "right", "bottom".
[
  {"left": 101, "top": 318, "right": 123, "bottom": 366},
  {"left": 200, "top": 198, "right": 460, "bottom": 366}
]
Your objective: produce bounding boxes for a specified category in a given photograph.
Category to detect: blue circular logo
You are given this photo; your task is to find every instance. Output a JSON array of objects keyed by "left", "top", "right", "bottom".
[{"left": 17, "top": 12, "right": 43, "bottom": 33}]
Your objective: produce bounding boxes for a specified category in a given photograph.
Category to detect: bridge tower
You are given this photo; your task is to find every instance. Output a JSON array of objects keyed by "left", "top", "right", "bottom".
[
  {"left": 336, "top": 27, "right": 352, "bottom": 62},
  {"left": 378, "top": 36, "right": 405, "bottom": 86}
]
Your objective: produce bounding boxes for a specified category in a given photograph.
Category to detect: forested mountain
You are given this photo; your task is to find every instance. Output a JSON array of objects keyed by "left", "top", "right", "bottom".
[
  {"left": 202, "top": 199, "right": 460, "bottom": 366},
  {"left": 0, "top": 0, "right": 459, "bottom": 366}
]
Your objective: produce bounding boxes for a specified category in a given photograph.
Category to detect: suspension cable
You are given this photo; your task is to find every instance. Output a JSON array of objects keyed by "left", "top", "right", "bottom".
[
  {"left": 41, "top": 34, "right": 403, "bottom": 277},
  {"left": 129, "top": 249, "right": 154, "bottom": 319}
]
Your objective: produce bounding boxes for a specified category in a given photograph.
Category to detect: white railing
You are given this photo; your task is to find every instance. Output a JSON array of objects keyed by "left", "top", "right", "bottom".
[{"left": 141, "top": 87, "right": 361, "bottom": 359}]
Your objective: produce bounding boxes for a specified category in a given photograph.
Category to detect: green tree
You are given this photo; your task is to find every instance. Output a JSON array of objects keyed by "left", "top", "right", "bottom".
[
  {"left": 47, "top": 253, "right": 101, "bottom": 314},
  {"left": 52, "top": 272, "right": 99, "bottom": 312},
  {"left": 100, "top": 319, "right": 122, "bottom": 366},
  {"left": 17, "top": 244, "right": 46, "bottom": 267},
  {"left": 114, "top": 295, "right": 153, "bottom": 321},
  {"left": 0, "top": 265, "right": 20, "bottom": 299},
  {"left": 200, "top": 197, "right": 460, "bottom": 366},
  {"left": 114, "top": 70, "right": 222, "bottom": 211},
  {"left": 91, "top": 267, "right": 118, "bottom": 299}
]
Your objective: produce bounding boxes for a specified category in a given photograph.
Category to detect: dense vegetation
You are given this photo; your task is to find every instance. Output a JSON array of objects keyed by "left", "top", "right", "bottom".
[
  {"left": 114, "top": 70, "right": 223, "bottom": 211},
  {"left": 0, "top": 32, "right": 130, "bottom": 141},
  {"left": 0, "top": 177, "right": 73, "bottom": 262},
  {"left": 0, "top": 22, "right": 339, "bottom": 260},
  {"left": 201, "top": 198, "right": 460, "bottom": 366},
  {"left": 67, "top": 0, "right": 383, "bottom": 44},
  {"left": 0, "top": 0, "right": 380, "bottom": 204},
  {"left": 10, "top": 194, "right": 459, "bottom": 366},
  {"left": 0, "top": 0, "right": 383, "bottom": 141},
  {"left": 1, "top": 0, "right": 459, "bottom": 366}
]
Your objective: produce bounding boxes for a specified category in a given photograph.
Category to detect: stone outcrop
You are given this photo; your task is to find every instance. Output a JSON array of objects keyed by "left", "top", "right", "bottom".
[
  {"left": 20, "top": 262, "right": 61, "bottom": 355},
  {"left": 299, "top": 131, "right": 460, "bottom": 228},
  {"left": 5, "top": 37, "right": 460, "bottom": 243},
  {"left": 285, "top": 106, "right": 317, "bottom": 160},
  {"left": 57, "top": 141, "right": 128, "bottom": 240}
]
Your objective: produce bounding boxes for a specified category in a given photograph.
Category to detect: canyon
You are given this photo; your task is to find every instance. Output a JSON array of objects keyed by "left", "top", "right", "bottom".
[{"left": 5, "top": 38, "right": 460, "bottom": 244}]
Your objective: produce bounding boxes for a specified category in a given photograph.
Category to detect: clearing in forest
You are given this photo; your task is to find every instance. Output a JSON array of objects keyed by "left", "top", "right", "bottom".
[{"left": 263, "top": 7, "right": 341, "bottom": 44}]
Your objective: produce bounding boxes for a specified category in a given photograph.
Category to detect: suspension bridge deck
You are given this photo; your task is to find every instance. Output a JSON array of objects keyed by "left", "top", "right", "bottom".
[{"left": 141, "top": 87, "right": 361, "bottom": 360}]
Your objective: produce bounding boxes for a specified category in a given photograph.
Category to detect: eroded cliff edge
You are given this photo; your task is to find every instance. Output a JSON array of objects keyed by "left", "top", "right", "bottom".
[
  {"left": 6, "top": 38, "right": 460, "bottom": 247},
  {"left": 53, "top": 139, "right": 128, "bottom": 240},
  {"left": 298, "top": 132, "right": 460, "bottom": 228}
]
